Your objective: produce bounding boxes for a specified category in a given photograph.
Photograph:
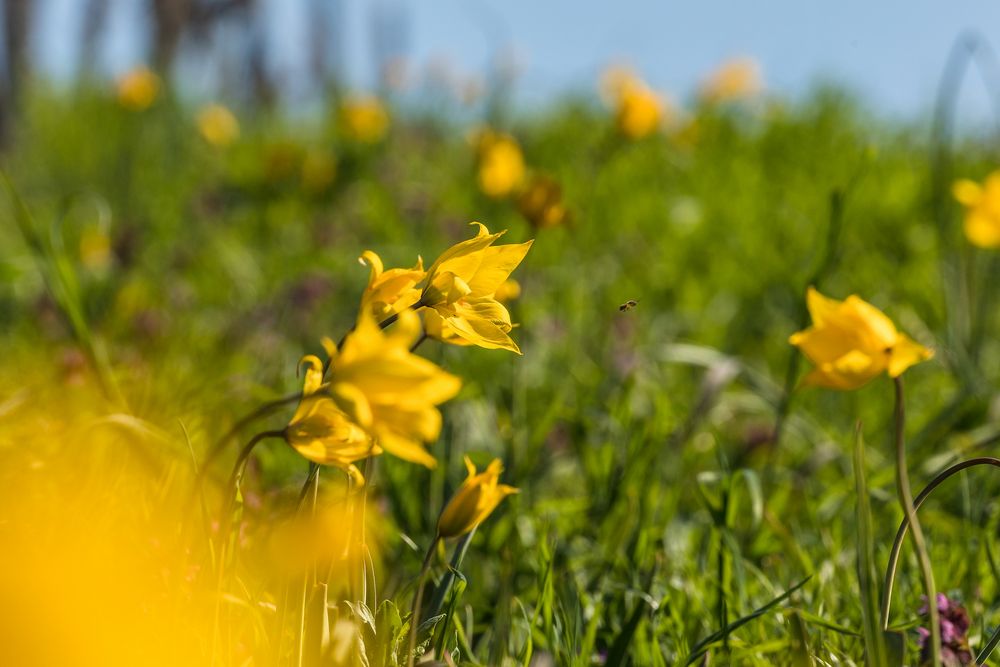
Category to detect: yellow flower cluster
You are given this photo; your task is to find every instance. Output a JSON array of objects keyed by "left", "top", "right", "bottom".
[{"left": 283, "top": 222, "right": 531, "bottom": 498}]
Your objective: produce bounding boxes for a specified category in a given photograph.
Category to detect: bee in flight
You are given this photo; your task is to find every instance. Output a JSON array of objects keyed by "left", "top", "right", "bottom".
[{"left": 619, "top": 299, "right": 638, "bottom": 312}]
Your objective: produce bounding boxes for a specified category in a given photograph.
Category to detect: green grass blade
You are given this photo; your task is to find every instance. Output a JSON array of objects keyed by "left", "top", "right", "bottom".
[
  {"left": 853, "top": 423, "right": 888, "bottom": 667},
  {"left": 684, "top": 576, "right": 812, "bottom": 665}
]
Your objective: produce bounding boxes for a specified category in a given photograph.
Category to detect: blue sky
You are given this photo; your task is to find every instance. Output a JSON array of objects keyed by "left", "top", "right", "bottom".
[{"left": 31, "top": 0, "right": 1000, "bottom": 118}]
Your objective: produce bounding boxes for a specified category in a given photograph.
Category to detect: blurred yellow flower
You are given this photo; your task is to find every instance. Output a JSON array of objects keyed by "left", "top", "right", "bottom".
[
  {"left": 602, "top": 67, "right": 664, "bottom": 139},
  {"left": 475, "top": 130, "right": 526, "bottom": 198},
  {"left": 789, "top": 287, "right": 932, "bottom": 390},
  {"left": 326, "top": 310, "right": 461, "bottom": 467},
  {"left": 953, "top": 173, "right": 1000, "bottom": 248},
  {"left": 197, "top": 104, "right": 240, "bottom": 147},
  {"left": 700, "top": 57, "right": 762, "bottom": 103},
  {"left": 358, "top": 250, "right": 425, "bottom": 321},
  {"left": 116, "top": 66, "right": 160, "bottom": 111},
  {"left": 517, "top": 175, "right": 568, "bottom": 229},
  {"left": 285, "top": 355, "right": 377, "bottom": 484},
  {"left": 79, "top": 224, "right": 112, "bottom": 271},
  {"left": 339, "top": 95, "right": 390, "bottom": 144},
  {"left": 437, "top": 457, "right": 518, "bottom": 539},
  {"left": 420, "top": 222, "right": 533, "bottom": 353},
  {"left": 301, "top": 149, "right": 337, "bottom": 193},
  {"left": 494, "top": 279, "right": 521, "bottom": 303}
]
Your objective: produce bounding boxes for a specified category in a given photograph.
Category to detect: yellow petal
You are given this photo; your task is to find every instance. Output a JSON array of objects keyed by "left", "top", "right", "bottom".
[
  {"left": 329, "top": 382, "right": 374, "bottom": 428},
  {"left": 888, "top": 334, "right": 933, "bottom": 377},
  {"left": 842, "top": 296, "right": 899, "bottom": 350},
  {"left": 952, "top": 179, "right": 983, "bottom": 206},
  {"left": 375, "top": 429, "right": 437, "bottom": 468},
  {"left": 467, "top": 241, "right": 534, "bottom": 297},
  {"left": 445, "top": 311, "right": 521, "bottom": 354},
  {"left": 298, "top": 355, "right": 325, "bottom": 395},
  {"left": 965, "top": 211, "right": 1000, "bottom": 248},
  {"left": 425, "top": 223, "right": 504, "bottom": 282},
  {"left": 805, "top": 286, "right": 842, "bottom": 326}
]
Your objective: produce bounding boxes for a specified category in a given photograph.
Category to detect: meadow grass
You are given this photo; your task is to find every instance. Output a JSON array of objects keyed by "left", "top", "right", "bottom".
[{"left": 1, "top": 76, "right": 999, "bottom": 665}]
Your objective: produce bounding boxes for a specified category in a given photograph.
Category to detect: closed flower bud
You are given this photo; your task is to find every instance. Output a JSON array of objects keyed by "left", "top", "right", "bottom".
[{"left": 437, "top": 457, "right": 518, "bottom": 539}]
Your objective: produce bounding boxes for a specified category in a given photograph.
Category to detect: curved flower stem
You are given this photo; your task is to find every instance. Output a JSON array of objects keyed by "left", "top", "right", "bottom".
[
  {"left": 200, "top": 393, "right": 303, "bottom": 479},
  {"left": 407, "top": 536, "right": 440, "bottom": 667},
  {"left": 222, "top": 429, "right": 287, "bottom": 533},
  {"left": 881, "top": 456, "right": 1000, "bottom": 628},
  {"left": 889, "top": 377, "right": 941, "bottom": 667}
]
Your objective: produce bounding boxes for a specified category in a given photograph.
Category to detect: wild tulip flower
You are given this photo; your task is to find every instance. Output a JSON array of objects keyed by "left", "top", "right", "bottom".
[
  {"left": 116, "top": 66, "right": 160, "bottom": 111},
  {"left": 285, "top": 355, "right": 377, "bottom": 484},
  {"left": 339, "top": 95, "right": 390, "bottom": 144},
  {"left": 437, "top": 457, "right": 518, "bottom": 539},
  {"left": 602, "top": 68, "right": 665, "bottom": 139},
  {"left": 699, "top": 57, "right": 762, "bottom": 103},
  {"left": 324, "top": 309, "right": 461, "bottom": 467},
  {"left": 197, "top": 104, "right": 240, "bottom": 148},
  {"left": 358, "top": 251, "right": 425, "bottom": 321},
  {"left": 475, "top": 130, "right": 526, "bottom": 198},
  {"left": 420, "top": 222, "right": 533, "bottom": 354},
  {"left": 788, "top": 287, "right": 932, "bottom": 390},
  {"left": 517, "top": 175, "right": 568, "bottom": 229},
  {"left": 953, "top": 172, "right": 1000, "bottom": 248}
]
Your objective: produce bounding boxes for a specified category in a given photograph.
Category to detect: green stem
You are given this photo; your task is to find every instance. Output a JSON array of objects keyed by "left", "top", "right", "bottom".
[
  {"left": 407, "top": 536, "right": 440, "bottom": 667},
  {"left": 890, "top": 378, "right": 941, "bottom": 667},
  {"left": 296, "top": 464, "right": 321, "bottom": 667},
  {"left": 426, "top": 527, "right": 477, "bottom": 619}
]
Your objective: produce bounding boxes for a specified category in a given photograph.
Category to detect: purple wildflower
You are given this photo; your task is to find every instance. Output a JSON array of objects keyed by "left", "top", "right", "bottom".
[{"left": 918, "top": 593, "right": 973, "bottom": 667}]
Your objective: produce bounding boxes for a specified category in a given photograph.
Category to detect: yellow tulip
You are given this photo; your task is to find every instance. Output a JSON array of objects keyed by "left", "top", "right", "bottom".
[
  {"left": 789, "top": 287, "right": 933, "bottom": 390},
  {"left": 358, "top": 250, "right": 425, "bottom": 321},
  {"left": 601, "top": 67, "right": 664, "bottom": 139},
  {"left": 437, "top": 457, "right": 518, "bottom": 539},
  {"left": 197, "top": 104, "right": 240, "bottom": 148},
  {"left": 953, "top": 173, "right": 1000, "bottom": 248},
  {"left": 116, "top": 66, "right": 160, "bottom": 111},
  {"left": 475, "top": 130, "right": 526, "bottom": 198},
  {"left": 339, "top": 95, "right": 390, "bottom": 144},
  {"left": 325, "top": 310, "right": 461, "bottom": 467},
  {"left": 285, "top": 356, "right": 378, "bottom": 484},
  {"left": 420, "top": 222, "right": 533, "bottom": 354},
  {"left": 517, "top": 175, "right": 568, "bottom": 229},
  {"left": 700, "top": 57, "right": 762, "bottom": 103}
]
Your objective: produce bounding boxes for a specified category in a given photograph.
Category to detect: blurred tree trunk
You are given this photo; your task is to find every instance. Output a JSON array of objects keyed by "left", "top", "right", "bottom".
[
  {"left": 150, "top": 0, "right": 190, "bottom": 73},
  {"left": 79, "top": 0, "right": 111, "bottom": 77},
  {"left": 151, "top": 0, "right": 254, "bottom": 81},
  {"left": 0, "top": 0, "right": 34, "bottom": 148}
]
